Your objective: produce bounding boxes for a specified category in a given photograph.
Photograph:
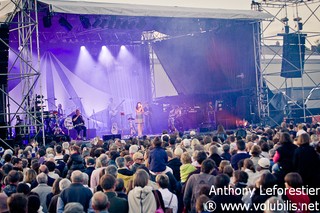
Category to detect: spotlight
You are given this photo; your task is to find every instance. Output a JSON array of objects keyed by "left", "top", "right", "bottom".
[
  {"left": 59, "top": 17, "right": 73, "bottom": 31},
  {"left": 102, "top": 45, "right": 107, "bottom": 49},
  {"left": 43, "top": 12, "right": 52, "bottom": 28},
  {"left": 108, "top": 16, "right": 116, "bottom": 29},
  {"left": 92, "top": 18, "right": 101, "bottom": 28},
  {"left": 81, "top": 46, "right": 86, "bottom": 50},
  {"left": 99, "top": 19, "right": 108, "bottom": 28},
  {"left": 120, "top": 45, "right": 125, "bottom": 50},
  {"left": 80, "top": 15, "right": 91, "bottom": 29}
]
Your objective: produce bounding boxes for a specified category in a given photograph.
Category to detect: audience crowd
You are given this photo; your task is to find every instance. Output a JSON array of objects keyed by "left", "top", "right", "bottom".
[{"left": 0, "top": 122, "right": 319, "bottom": 213}]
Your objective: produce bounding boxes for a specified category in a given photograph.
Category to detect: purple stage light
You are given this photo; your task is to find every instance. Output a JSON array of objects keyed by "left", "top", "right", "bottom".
[
  {"left": 81, "top": 46, "right": 86, "bottom": 50},
  {"left": 102, "top": 45, "right": 107, "bottom": 50},
  {"left": 120, "top": 45, "right": 126, "bottom": 50}
]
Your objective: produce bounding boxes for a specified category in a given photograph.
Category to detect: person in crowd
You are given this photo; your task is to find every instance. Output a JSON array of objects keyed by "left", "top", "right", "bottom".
[
  {"left": 208, "top": 145, "right": 222, "bottom": 167},
  {"left": 31, "top": 172, "right": 52, "bottom": 213},
  {"left": 116, "top": 157, "right": 134, "bottom": 191},
  {"left": 233, "top": 170, "right": 248, "bottom": 190},
  {"left": 48, "top": 178, "right": 71, "bottom": 213},
  {"left": 92, "top": 191, "right": 110, "bottom": 213},
  {"left": 3, "top": 170, "right": 19, "bottom": 197},
  {"left": 7, "top": 193, "right": 28, "bottom": 213},
  {"left": 211, "top": 174, "right": 245, "bottom": 212},
  {"left": 100, "top": 174, "right": 128, "bottom": 213},
  {"left": 221, "top": 144, "right": 231, "bottom": 161},
  {"left": 38, "top": 164, "right": 55, "bottom": 186},
  {"left": 296, "top": 124, "right": 307, "bottom": 137},
  {"left": 166, "top": 150, "right": 182, "bottom": 182},
  {"left": 91, "top": 154, "right": 109, "bottom": 188},
  {"left": 45, "top": 160, "right": 59, "bottom": 180},
  {"left": 249, "top": 145, "right": 261, "bottom": 169},
  {"left": 66, "top": 145, "right": 85, "bottom": 178},
  {"left": 188, "top": 151, "right": 212, "bottom": 181},
  {"left": 24, "top": 168, "right": 38, "bottom": 189},
  {"left": 273, "top": 132, "right": 297, "bottom": 179},
  {"left": 184, "top": 159, "right": 216, "bottom": 213},
  {"left": 57, "top": 170, "right": 93, "bottom": 213},
  {"left": 156, "top": 174, "right": 178, "bottom": 213},
  {"left": 115, "top": 178, "right": 128, "bottom": 200},
  {"left": 284, "top": 172, "right": 310, "bottom": 213},
  {"left": 12, "top": 157, "right": 23, "bottom": 171},
  {"left": 27, "top": 193, "right": 41, "bottom": 213},
  {"left": 149, "top": 137, "right": 168, "bottom": 173},
  {"left": 293, "top": 133, "right": 320, "bottom": 198},
  {"left": 128, "top": 169, "right": 157, "bottom": 213},
  {"left": 216, "top": 125, "right": 227, "bottom": 142},
  {"left": 46, "top": 177, "right": 62, "bottom": 209},
  {"left": 249, "top": 173, "right": 278, "bottom": 213},
  {"left": 243, "top": 158, "right": 259, "bottom": 187},
  {"left": 195, "top": 194, "right": 210, "bottom": 213},
  {"left": 130, "top": 152, "right": 144, "bottom": 174},
  {"left": 180, "top": 152, "right": 196, "bottom": 184},
  {"left": 84, "top": 157, "right": 95, "bottom": 187},
  {"left": 231, "top": 140, "right": 250, "bottom": 170}
]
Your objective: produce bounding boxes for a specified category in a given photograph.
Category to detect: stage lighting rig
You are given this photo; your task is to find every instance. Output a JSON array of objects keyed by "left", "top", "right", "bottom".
[
  {"left": 59, "top": 17, "right": 73, "bottom": 31},
  {"left": 80, "top": 15, "right": 91, "bottom": 29}
]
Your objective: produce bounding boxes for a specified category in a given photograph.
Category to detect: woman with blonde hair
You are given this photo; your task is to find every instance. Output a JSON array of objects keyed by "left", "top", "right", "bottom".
[{"left": 24, "top": 169, "right": 38, "bottom": 189}]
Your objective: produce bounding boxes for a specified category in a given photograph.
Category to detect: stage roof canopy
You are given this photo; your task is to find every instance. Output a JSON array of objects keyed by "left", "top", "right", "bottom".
[
  {"left": 39, "top": 0, "right": 271, "bottom": 20},
  {"left": 1, "top": 0, "right": 272, "bottom": 22}
]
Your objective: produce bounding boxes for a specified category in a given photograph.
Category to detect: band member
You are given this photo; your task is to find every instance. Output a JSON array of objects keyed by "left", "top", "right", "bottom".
[
  {"left": 107, "top": 98, "right": 116, "bottom": 130},
  {"left": 206, "top": 101, "right": 215, "bottom": 125},
  {"left": 53, "top": 123, "right": 65, "bottom": 135},
  {"left": 135, "top": 102, "right": 144, "bottom": 137},
  {"left": 144, "top": 102, "right": 153, "bottom": 134},
  {"left": 168, "top": 105, "right": 182, "bottom": 132},
  {"left": 72, "top": 109, "right": 87, "bottom": 140},
  {"left": 57, "top": 103, "right": 64, "bottom": 118},
  {"left": 15, "top": 115, "right": 23, "bottom": 137}
]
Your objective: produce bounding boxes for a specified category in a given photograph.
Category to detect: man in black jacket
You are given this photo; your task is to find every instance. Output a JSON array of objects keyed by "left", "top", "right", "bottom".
[{"left": 57, "top": 170, "right": 93, "bottom": 213}]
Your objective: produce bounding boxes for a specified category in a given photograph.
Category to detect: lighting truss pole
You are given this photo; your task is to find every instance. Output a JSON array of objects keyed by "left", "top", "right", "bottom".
[
  {"left": 252, "top": 0, "right": 320, "bottom": 125},
  {"left": 141, "top": 31, "right": 156, "bottom": 100},
  {"left": 0, "top": 0, "right": 44, "bottom": 145}
]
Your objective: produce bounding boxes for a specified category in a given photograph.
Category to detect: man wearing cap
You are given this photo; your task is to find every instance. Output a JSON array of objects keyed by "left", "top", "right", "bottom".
[
  {"left": 256, "top": 157, "right": 271, "bottom": 181},
  {"left": 130, "top": 152, "right": 144, "bottom": 173}
]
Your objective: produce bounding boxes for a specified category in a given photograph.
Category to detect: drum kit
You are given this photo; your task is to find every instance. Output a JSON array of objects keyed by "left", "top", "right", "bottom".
[{"left": 44, "top": 110, "right": 74, "bottom": 135}]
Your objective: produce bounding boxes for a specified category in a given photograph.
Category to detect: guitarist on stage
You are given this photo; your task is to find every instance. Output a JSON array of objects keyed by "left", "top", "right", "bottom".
[
  {"left": 72, "top": 109, "right": 87, "bottom": 140},
  {"left": 107, "top": 98, "right": 116, "bottom": 130}
]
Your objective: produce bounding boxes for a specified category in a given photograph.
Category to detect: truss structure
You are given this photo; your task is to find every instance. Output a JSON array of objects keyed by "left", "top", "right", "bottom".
[
  {"left": 252, "top": 0, "right": 320, "bottom": 125},
  {"left": 0, "top": 0, "right": 44, "bottom": 147}
]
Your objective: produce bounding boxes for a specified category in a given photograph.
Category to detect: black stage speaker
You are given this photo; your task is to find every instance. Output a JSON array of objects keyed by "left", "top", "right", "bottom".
[
  {"left": 69, "top": 128, "right": 96, "bottom": 140},
  {"left": 236, "top": 96, "right": 250, "bottom": 120},
  {"left": 103, "top": 134, "right": 121, "bottom": 141},
  {"left": 281, "top": 33, "right": 306, "bottom": 78}
]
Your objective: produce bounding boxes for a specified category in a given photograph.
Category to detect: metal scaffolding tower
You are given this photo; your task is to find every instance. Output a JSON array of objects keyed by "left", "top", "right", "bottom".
[
  {"left": 252, "top": 0, "right": 320, "bottom": 125},
  {"left": 0, "top": 0, "right": 44, "bottom": 148}
]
